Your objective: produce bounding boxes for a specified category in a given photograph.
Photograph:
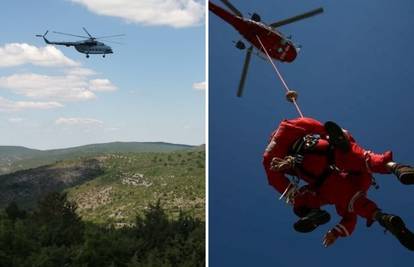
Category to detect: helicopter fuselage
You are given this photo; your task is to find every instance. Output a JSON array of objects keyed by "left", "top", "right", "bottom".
[
  {"left": 41, "top": 36, "right": 113, "bottom": 56},
  {"left": 73, "top": 42, "right": 113, "bottom": 55},
  {"left": 209, "top": 2, "right": 297, "bottom": 62}
]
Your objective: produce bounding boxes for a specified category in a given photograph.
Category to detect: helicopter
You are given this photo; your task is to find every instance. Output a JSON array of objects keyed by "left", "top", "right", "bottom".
[
  {"left": 36, "top": 27, "right": 124, "bottom": 58},
  {"left": 209, "top": 0, "right": 323, "bottom": 96}
]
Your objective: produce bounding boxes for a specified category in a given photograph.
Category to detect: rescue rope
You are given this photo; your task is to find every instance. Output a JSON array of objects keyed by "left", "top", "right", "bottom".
[{"left": 256, "top": 35, "right": 304, "bottom": 118}]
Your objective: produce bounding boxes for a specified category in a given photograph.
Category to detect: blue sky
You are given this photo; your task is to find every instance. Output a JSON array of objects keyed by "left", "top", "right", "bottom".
[
  {"left": 0, "top": 0, "right": 205, "bottom": 149},
  {"left": 210, "top": 0, "right": 414, "bottom": 265}
]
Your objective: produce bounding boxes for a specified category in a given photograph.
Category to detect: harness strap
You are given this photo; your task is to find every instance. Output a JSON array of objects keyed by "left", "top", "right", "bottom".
[{"left": 290, "top": 135, "right": 337, "bottom": 187}]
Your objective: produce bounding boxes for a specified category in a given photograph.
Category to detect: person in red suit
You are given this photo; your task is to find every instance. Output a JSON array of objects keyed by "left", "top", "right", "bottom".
[{"left": 263, "top": 116, "right": 414, "bottom": 250}]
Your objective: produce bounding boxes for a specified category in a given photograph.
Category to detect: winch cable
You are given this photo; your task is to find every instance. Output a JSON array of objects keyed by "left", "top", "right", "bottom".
[{"left": 256, "top": 35, "right": 304, "bottom": 118}]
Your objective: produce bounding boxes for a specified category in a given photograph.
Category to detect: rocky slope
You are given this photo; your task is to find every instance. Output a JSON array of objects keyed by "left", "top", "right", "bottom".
[{"left": 0, "top": 149, "right": 205, "bottom": 224}]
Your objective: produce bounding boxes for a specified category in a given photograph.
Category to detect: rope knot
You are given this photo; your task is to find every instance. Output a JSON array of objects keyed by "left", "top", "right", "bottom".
[{"left": 286, "top": 90, "right": 298, "bottom": 103}]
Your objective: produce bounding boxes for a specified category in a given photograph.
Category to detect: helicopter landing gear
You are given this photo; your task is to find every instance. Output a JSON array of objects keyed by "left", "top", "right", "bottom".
[
  {"left": 251, "top": 13, "right": 261, "bottom": 22},
  {"left": 234, "top": 40, "right": 246, "bottom": 50},
  {"left": 86, "top": 54, "right": 90, "bottom": 58}
]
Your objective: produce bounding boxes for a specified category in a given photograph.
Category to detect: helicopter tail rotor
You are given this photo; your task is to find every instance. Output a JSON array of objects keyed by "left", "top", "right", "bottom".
[
  {"left": 36, "top": 30, "right": 49, "bottom": 38},
  {"left": 36, "top": 31, "right": 51, "bottom": 44}
]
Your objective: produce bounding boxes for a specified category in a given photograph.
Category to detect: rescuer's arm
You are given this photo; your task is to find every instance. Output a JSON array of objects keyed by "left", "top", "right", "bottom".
[{"left": 323, "top": 214, "right": 357, "bottom": 247}]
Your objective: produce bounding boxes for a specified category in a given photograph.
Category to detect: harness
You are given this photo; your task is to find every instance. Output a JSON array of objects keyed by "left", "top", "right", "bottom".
[{"left": 290, "top": 134, "right": 338, "bottom": 187}]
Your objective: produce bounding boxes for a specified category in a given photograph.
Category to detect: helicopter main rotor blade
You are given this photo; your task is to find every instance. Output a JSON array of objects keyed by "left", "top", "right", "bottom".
[
  {"left": 103, "top": 40, "right": 125, "bottom": 45},
  {"left": 219, "top": 0, "right": 243, "bottom": 17},
  {"left": 237, "top": 45, "right": 253, "bottom": 97},
  {"left": 95, "top": 34, "right": 126, "bottom": 39},
  {"left": 269, "top": 7, "right": 324, "bottom": 28},
  {"left": 82, "top": 27, "right": 93, "bottom": 38},
  {"left": 53, "top": 31, "right": 89, "bottom": 39}
]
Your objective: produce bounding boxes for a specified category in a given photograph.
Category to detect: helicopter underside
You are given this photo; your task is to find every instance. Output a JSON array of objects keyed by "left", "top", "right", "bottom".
[
  {"left": 239, "top": 21, "right": 297, "bottom": 62},
  {"left": 75, "top": 45, "right": 113, "bottom": 55},
  {"left": 209, "top": 2, "right": 297, "bottom": 62}
]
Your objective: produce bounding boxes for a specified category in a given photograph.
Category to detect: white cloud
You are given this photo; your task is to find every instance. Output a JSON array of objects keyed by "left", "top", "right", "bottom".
[
  {"left": 89, "top": 79, "right": 118, "bottom": 92},
  {"left": 0, "top": 73, "right": 117, "bottom": 102},
  {"left": 0, "top": 73, "right": 95, "bottom": 101},
  {"left": 55, "top": 117, "right": 103, "bottom": 126},
  {"left": 105, "top": 127, "right": 119, "bottom": 131},
  {"left": 192, "top": 81, "right": 205, "bottom": 90},
  {"left": 8, "top": 117, "right": 24, "bottom": 123},
  {"left": 0, "top": 43, "right": 79, "bottom": 68},
  {"left": 0, "top": 42, "right": 118, "bottom": 117},
  {"left": 65, "top": 67, "right": 97, "bottom": 77},
  {"left": 0, "top": 97, "right": 63, "bottom": 112},
  {"left": 70, "top": 0, "right": 204, "bottom": 28}
]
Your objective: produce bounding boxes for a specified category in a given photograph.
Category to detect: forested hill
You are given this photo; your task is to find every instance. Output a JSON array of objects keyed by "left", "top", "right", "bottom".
[
  {"left": 0, "top": 142, "right": 197, "bottom": 175},
  {"left": 0, "top": 149, "right": 205, "bottom": 224},
  {"left": 0, "top": 143, "right": 205, "bottom": 265},
  {"left": 0, "top": 193, "right": 205, "bottom": 266}
]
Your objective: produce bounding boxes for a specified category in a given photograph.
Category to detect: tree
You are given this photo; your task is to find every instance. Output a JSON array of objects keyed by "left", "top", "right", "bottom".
[
  {"left": 34, "top": 192, "right": 84, "bottom": 246},
  {"left": 5, "top": 202, "right": 26, "bottom": 221}
]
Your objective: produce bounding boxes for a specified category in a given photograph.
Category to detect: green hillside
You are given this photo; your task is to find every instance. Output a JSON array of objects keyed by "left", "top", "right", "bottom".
[
  {"left": 0, "top": 149, "right": 205, "bottom": 224},
  {"left": 0, "top": 142, "right": 195, "bottom": 175}
]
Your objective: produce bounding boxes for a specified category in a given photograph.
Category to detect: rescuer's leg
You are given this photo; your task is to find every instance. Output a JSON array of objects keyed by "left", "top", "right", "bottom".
[
  {"left": 292, "top": 188, "right": 330, "bottom": 233},
  {"left": 293, "top": 208, "right": 331, "bottom": 233},
  {"left": 366, "top": 149, "right": 414, "bottom": 185},
  {"left": 375, "top": 211, "right": 414, "bottom": 251},
  {"left": 387, "top": 162, "right": 414, "bottom": 185}
]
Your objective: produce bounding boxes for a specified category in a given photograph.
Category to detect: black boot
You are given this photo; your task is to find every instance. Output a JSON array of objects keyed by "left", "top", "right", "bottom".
[
  {"left": 294, "top": 209, "right": 331, "bottom": 233},
  {"left": 392, "top": 164, "right": 414, "bottom": 185},
  {"left": 375, "top": 211, "right": 414, "bottom": 251},
  {"left": 324, "top": 121, "right": 350, "bottom": 152}
]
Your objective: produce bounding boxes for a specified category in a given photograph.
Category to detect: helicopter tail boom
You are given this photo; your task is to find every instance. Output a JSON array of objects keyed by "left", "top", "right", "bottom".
[
  {"left": 36, "top": 30, "right": 78, "bottom": 46},
  {"left": 210, "top": 1, "right": 243, "bottom": 29}
]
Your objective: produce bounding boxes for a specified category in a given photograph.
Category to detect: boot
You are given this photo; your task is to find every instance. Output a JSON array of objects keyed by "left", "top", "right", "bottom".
[
  {"left": 375, "top": 211, "right": 414, "bottom": 251},
  {"left": 392, "top": 164, "right": 414, "bottom": 185},
  {"left": 324, "top": 121, "right": 350, "bottom": 152},
  {"left": 294, "top": 209, "right": 330, "bottom": 233}
]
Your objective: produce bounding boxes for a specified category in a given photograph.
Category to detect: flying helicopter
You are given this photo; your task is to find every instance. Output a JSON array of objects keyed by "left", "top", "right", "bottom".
[
  {"left": 36, "top": 27, "right": 124, "bottom": 58},
  {"left": 209, "top": 0, "right": 324, "bottom": 96}
]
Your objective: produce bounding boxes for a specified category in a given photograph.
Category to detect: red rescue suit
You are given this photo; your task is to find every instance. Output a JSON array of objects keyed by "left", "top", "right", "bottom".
[{"left": 263, "top": 117, "right": 393, "bottom": 237}]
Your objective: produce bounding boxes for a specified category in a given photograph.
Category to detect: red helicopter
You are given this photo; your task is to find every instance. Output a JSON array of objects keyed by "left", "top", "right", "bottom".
[{"left": 209, "top": 0, "right": 324, "bottom": 96}]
